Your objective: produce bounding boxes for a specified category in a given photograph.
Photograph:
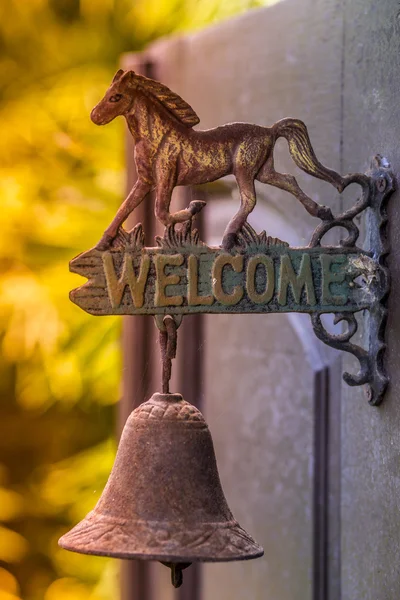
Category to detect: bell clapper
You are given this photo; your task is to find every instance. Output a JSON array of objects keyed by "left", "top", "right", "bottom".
[{"left": 161, "top": 562, "right": 192, "bottom": 588}]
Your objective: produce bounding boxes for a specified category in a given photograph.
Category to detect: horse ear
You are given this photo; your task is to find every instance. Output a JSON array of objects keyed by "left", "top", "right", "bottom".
[
  {"left": 112, "top": 69, "right": 124, "bottom": 83},
  {"left": 120, "top": 70, "right": 136, "bottom": 88}
]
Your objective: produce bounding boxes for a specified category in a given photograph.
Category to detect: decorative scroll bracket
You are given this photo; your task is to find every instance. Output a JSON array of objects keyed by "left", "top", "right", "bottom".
[
  {"left": 310, "top": 156, "right": 394, "bottom": 405},
  {"left": 69, "top": 157, "right": 394, "bottom": 406}
]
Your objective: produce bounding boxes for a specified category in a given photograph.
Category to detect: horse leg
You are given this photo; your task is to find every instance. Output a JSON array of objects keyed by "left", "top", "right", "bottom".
[
  {"left": 257, "top": 158, "right": 333, "bottom": 220},
  {"left": 96, "top": 179, "right": 151, "bottom": 250},
  {"left": 222, "top": 173, "right": 256, "bottom": 250},
  {"left": 155, "top": 179, "right": 206, "bottom": 226}
]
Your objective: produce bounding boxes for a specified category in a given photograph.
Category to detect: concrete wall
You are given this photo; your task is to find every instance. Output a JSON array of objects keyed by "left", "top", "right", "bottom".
[{"left": 340, "top": 2, "right": 400, "bottom": 599}]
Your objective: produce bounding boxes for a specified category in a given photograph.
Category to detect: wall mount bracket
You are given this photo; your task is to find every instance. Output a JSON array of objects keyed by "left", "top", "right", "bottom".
[{"left": 309, "top": 155, "right": 394, "bottom": 405}]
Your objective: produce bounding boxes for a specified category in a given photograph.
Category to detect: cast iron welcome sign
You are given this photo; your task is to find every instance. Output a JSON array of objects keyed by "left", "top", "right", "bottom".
[{"left": 71, "top": 223, "right": 373, "bottom": 316}]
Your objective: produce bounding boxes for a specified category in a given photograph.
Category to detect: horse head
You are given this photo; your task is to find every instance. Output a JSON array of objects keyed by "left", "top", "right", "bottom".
[
  {"left": 91, "top": 69, "right": 200, "bottom": 129},
  {"left": 91, "top": 69, "right": 137, "bottom": 125}
]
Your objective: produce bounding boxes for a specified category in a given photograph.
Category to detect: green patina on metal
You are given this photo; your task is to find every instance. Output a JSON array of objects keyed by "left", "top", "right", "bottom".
[{"left": 70, "top": 233, "right": 369, "bottom": 316}]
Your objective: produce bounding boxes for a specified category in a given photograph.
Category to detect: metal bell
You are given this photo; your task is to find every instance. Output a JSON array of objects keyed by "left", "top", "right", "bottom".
[{"left": 59, "top": 392, "right": 263, "bottom": 587}]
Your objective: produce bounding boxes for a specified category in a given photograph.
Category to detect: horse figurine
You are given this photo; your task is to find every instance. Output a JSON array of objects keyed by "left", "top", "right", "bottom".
[{"left": 91, "top": 69, "right": 345, "bottom": 251}]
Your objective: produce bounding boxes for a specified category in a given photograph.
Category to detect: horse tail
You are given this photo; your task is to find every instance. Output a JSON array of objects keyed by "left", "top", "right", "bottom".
[{"left": 273, "top": 118, "right": 344, "bottom": 191}]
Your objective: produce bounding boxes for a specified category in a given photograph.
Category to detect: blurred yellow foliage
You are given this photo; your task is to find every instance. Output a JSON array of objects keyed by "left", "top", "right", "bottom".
[
  {"left": 0, "top": 528, "right": 28, "bottom": 564},
  {"left": 0, "top": 567, "right": 20, "bottom": 595},
  {"left": 44, "top": 577, "right": 98, "bottom": 600},
  {"left": 0, "top": 0, "right": 269, "bottom": 598},
  {"left": 0, "top": 593, "right": 21, "bottom": 600},
  {"left": 0, "top": 489, "right": 24, "bottom": 522},
  {"left": 41, "top": 440, "right": 116, "bottom": 520}
]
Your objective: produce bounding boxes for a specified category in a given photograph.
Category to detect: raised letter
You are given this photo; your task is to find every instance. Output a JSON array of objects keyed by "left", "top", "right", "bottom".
[
  {"left": 320, "top": 254, "right": 347, "bottom": 305},
  {"left": 154, "top": 254, "right": 184, "bottom": 307},
  {"left": 102, "top": 252, "right": 150, "bottom": 309},
  {"left": 188, "top": 255, "right": 214, "bottom": 306},
  {"left": 278, "top": 253, "right": 316, "bottom": 306},
  {"left": 212, "top": 254, "right": 244, "bottom": 306},
  {"left": 247, "top": 255, "right": 275, "bottom": 304}
]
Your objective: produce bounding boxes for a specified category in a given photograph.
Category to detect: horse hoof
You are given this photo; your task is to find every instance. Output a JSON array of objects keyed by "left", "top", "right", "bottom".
[
  {"left": 95, "top": 233, "right": 114, "bottom": 251},
  {"left": 318, "top": 206, "right": 334, "bottom": 221},
  {"left": 189, "top": 200, "right": 207, "bottom": 216},
  {"left": 221, "top": 233, "right": 238, "bottom": 251}
]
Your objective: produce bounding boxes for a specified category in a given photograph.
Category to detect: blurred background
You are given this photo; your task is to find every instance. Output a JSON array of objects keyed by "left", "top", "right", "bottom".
[{"left": 0, "top": 1, "right": 270, "bottom": 599}]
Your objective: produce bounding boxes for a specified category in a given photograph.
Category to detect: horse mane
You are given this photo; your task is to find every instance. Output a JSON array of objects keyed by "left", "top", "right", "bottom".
[{"left": 133, "top": 73, "right": 200, "bottom": 128}]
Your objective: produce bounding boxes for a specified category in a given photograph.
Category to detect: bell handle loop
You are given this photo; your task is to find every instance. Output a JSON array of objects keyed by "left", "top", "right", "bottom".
[
  {"left": 154, "top": 313, "right": 182, "bottom": 332},
  {"left": 156, "top": 315, "right": 181, "bottom": 394}
]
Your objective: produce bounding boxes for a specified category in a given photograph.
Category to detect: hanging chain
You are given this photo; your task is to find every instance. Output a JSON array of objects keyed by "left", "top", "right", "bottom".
[{"left": 158, "top": 315, "right": 179, "bottom": 394}]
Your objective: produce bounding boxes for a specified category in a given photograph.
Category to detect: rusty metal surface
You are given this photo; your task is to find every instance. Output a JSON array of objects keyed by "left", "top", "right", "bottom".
[{"left": 59, "top": 392, "right": 263, "bottom": 586}]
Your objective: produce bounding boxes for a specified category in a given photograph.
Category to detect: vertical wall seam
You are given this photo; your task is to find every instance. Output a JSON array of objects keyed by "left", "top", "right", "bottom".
[
  {"left": 313, "top": 367, "right": 330, "bottom": 600},
  {"left": 338, "top": 2, "right": 346, "bottom": 597},
  {"left": 339, "top": 0, "right": 346, "bottom": 211}
]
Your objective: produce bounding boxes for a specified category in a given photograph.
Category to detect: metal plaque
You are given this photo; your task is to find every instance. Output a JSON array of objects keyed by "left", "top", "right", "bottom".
[{"left": 70, "top": 223, "right": 373, "bottom": 317}]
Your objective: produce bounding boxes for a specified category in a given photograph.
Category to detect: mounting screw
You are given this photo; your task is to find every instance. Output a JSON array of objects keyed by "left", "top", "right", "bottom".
[{"left": 376, "top": 176, "right": 387, "bottom": 193}]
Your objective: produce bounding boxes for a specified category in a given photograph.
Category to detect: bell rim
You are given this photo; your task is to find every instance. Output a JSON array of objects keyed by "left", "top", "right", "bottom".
[
  {"left": 58, "top": 511, "right": 264, "bottom": 563},
  {"left": 58, "top": 540, "right": 264, "bottom": 563}
]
